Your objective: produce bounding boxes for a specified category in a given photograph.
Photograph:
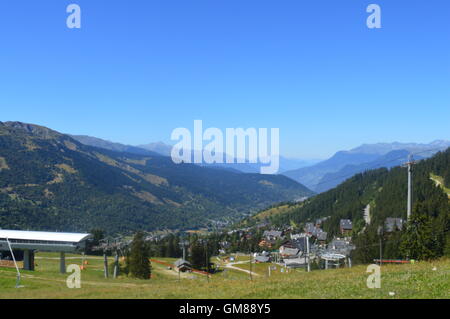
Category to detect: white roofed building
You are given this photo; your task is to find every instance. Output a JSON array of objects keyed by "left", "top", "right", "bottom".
[{"left": 0, "top": 229, "right": 91, "bottom": 272}]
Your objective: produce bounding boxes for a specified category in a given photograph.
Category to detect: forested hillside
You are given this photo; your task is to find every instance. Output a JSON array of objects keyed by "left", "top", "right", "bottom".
[
  {"left": 268, "top": 148, "right": 450, "bottom": 262},
  {"left": 0, "top": 121, "right": 313, "bottom": 234}
]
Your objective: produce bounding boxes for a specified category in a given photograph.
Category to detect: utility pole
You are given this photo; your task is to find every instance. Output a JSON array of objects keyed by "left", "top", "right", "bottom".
[
  {"left": 306, "top": 236, "right": 311, "bottom": 272},
  {"left": 405, "top": 154, "right": 416, "bottom": 221},
  {"left": 179, "top": 240, "right": 189, "bottom": 261},
  {"left": 378, "top": 226, "right": 383, "bottom": 267}
]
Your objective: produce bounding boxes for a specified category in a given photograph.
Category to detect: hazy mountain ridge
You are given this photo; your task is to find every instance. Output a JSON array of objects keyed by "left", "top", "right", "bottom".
[
  {"left": 70, "top": 135, "right": 159, "bottom": 156},
  {"left": 283, "top": 141, "right": 450, "bottom": 192},
  {"left": 74, "top": 135, "right": 320, "bottom": 173},
  {"left": 314, "top": 150, "right": 427, "bottom": 193}
]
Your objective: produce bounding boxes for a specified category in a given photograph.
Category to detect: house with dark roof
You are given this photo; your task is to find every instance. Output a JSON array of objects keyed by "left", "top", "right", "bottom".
[
  {"left": 263, "top": 230, "right": 283, "bottom": 241},
  {"left": 174, "top": 259, "right": 192, "bottom": 272},
  {"left": 304, "top": 222, "right": 326, "bottom": 239},
  {"left": 340, "top": 219, "right": 353, "bottom": 235},
  {"left": 316, "top": 231, "right": 328, "bottom": 243},
  {"left": 280, "top": 237, "right": 308, "bottom": 258},
  {"left": 304, "top": 223, "right": 316, "bottom": 235}
]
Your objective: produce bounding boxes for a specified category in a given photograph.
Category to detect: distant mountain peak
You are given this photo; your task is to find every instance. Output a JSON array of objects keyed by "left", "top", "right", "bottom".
[
  {"left": 348, "top": 141, "right": 450, "bottom": 155},
  {"left": 283, "top": 140, "right": 450, "bottom": 193}
]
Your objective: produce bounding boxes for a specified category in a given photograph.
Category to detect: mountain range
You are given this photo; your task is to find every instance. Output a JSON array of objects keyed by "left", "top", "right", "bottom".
[
  {"left": 71, "top": 135, "right": 321, "bottom": 173},
  {"left": 0, "top": 121, "right": 313, "bottom": 234},
  {"left": 283, "top": 140, "right": 450, "bottom": 193}
]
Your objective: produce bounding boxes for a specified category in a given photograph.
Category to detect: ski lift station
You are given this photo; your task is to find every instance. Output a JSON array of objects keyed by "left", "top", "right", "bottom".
[
  {"left": 0, "top": 229, "right": 91, "bottom": 273},
  {"left": 320, "top": 253, "right": 349, "bottom": 269}
]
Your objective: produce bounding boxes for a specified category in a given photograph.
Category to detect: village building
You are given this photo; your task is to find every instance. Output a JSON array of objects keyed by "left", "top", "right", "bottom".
[
  {"left": 316, "top": 231, "right": 328, "bottom": 244},
  {"left": 304, "top": 223, "right": 316, "bottom": 235},
  {"left": 340, "top": 219, "right": 353, "bottom": 235},
  {"left": 263, "top": 230, "right": 283, "bottom": 241},
  {"left": 279, "top": 237, "right": 307, "bottom": 258},
  {"left": 0, "top": 229, "right": 90, "bottom": 272},
  {"left": 258, "top": 239, "right": 275, "bottom": 249},
  {"left": 174, "top": 259, "right": 192, "bottom": 272},
  {"left": 280, "top": 243, "right": 300, "bottom": 258}
]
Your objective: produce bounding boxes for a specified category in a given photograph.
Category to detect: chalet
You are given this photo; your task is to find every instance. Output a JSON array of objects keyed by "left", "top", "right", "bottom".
[
  {"left": 279, "top": 243, "right": 300, "bottom": 257},
  {"left": 385, "top": 218, "right": 404, "bottom": 232},
  {"left": 303, "top": 221, "right": 328, "bottom": 244},
  {"left": 280, "top": 238, "right": 307, "bottom": 258},
  {"left": 340, "top": 219, "right": 353, "bottom": 235},
  {"left": 174, "top": 259, "right": 192, "bottom": 272},
  {"left": 263, "top": 230, "right": 283, "bottom": 241},
  {"left": 258, "top": 239, "right": 275, "bottom": 249},
  {"left": 304, "top": 223, "right": 316, "bottom": 235},
  {"left": 316, "top": 231, "right": 328, "bottom": 243}
]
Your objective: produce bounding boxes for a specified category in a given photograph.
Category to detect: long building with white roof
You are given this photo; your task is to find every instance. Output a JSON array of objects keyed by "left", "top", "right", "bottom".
[{"left": 0, "top": 229, "right": 91, "bottom": 272}]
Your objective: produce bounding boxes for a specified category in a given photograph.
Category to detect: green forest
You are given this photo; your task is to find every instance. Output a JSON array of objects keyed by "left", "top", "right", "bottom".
[{"left": 258, "top": 148, "right": 450, "bottom": 263}]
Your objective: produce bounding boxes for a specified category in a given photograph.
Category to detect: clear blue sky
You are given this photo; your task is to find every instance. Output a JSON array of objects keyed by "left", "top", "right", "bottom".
[{"left": 0, "top": 0, "right": 449, "bottom": 158}]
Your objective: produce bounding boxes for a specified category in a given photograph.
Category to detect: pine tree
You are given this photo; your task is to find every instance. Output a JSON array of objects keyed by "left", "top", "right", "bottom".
[
  {"left": 129, "top": 231, "right": 151, "bottom": 279},
  {"left": 400, "top": 212, "right": 437, "bottom": 261},
  {"left": 189, "top": 241, "right": 206, "bottom": 270}
]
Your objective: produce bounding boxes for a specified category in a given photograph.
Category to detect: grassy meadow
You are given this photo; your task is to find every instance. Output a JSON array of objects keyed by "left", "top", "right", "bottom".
[{"left": 0, "top": 252, "right": 448, "bottom": 299}]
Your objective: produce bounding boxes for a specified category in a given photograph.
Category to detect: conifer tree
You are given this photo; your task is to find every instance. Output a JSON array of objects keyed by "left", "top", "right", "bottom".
[
  {"left": 400, "top": 211, "right": 437, "bottom": 261},
  {"left": 129, "top": 231, "right": 151, "bottom": 279},
  {"left": 189, "top": 241, "right": 206, "bottom": 270}
]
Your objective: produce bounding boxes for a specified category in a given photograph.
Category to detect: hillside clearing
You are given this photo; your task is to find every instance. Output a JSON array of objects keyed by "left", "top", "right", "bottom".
[{"left": 430, "top": 173, "right": 450, "bottom": 198}]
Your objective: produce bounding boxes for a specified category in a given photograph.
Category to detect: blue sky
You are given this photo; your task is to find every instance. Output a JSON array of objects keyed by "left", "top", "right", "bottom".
[{"left": 0, "top": 0, "right": 449, "bottom": 158}]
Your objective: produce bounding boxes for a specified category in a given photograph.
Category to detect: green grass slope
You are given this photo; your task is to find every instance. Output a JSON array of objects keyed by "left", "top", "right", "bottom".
[{"left": 0, "top": 252, "right": 448, "bottom": 299}]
